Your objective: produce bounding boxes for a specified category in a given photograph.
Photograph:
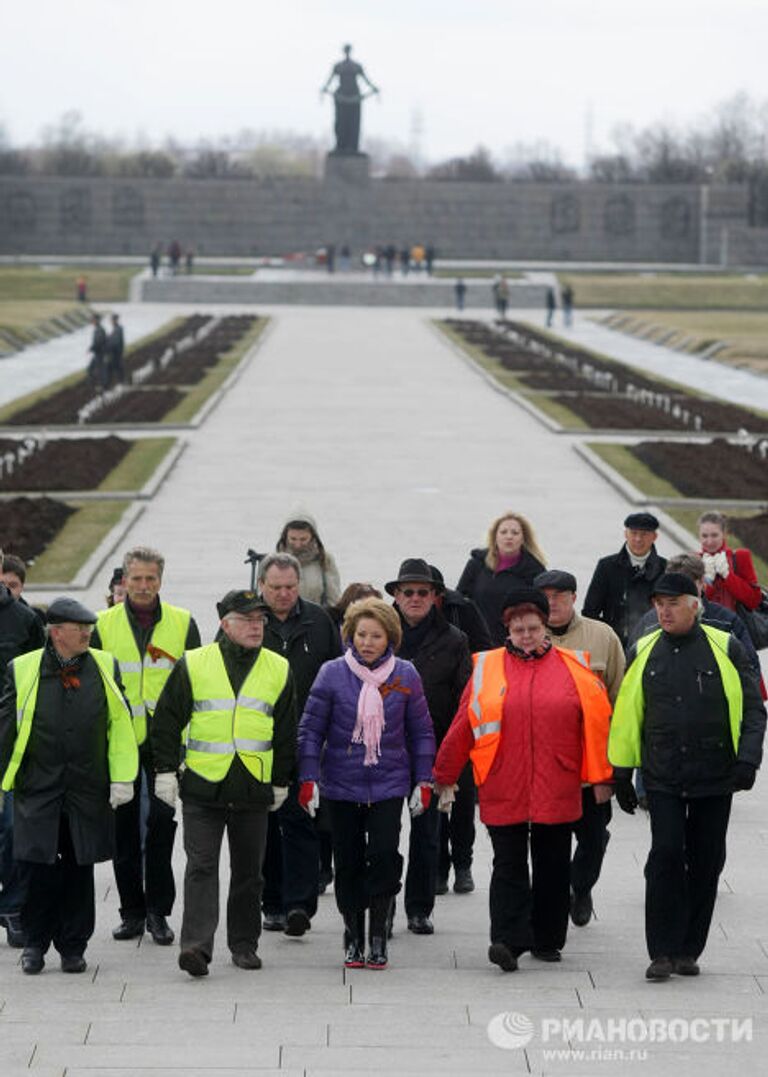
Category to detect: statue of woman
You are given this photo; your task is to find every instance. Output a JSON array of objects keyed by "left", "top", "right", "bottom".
[{"left": 321, "top": 44, "right": 379, "bottom": 154}]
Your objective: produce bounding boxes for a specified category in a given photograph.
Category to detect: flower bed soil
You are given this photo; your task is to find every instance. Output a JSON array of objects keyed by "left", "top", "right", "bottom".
[
  {"left": 731, "top": 514, "right": 768, "bottom": 563},
  {"left": 629, "top": 439, "right": 768, "bottom": 500},
  {"left": 0, "top": 436, "right": 130, "bottom": 491},
  {"left": 0, "top": 497, "right": 76, "bottom": 562},
  {"left": 553, "top": 393, "right": 768, "bottom": 433}
]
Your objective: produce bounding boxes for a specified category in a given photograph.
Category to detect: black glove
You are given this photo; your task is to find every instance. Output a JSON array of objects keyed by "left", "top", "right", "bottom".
[
  {"left": 732, "top": 761, "right": 757, "bottom": 791},
  {"left": 614, "top": 779, "right": 639, "bottom": 815}
]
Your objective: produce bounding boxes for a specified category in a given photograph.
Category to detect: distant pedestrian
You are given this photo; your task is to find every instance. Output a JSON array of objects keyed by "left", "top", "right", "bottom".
[
  {"left": 76, "top": 276, "right": 87, "bottom": 303},
  {"left": 546, "top": 286, "right": 556, "bottom": 327},
  {"left": 384, "top": 245, "right": 396, "bottom": 276},
  {"left": 497, "top": 276, "right": 509, "bottom": 319},
  {"left": 87, "top": 314, "right": 107, "bottom": 390},
  {"left": 411, "top": 244, "right": 425, "bottom": 272},
  {"left": 105, "top": 314, "right": 125, "bottom": 387},
  {"left": 339, "top": 245, "right": 351, "bottom": 272},
  {"left": 399, "top": 247, "right": 410, "bottom": 276},
  {"left": 185, "top": 249, "right": 194, "bottom": 274},
  {"left": 326, "top": 244, "right": 336, "bottom": 274},
  {"left": 168, "top": 241, "right": 182, "bottom": 275},
  {"left": 275, "top": 509, "right": 341, "bottom": 608},
  {"left": 454, "top": 278, "right": 467, "bottom": 311},
  {"left": 562, "top": 283, "right": 574, "bottom": 327},
  {"left": 425, "top": 245, "right": 436, "bottom": 275},
  {"left": 149, "top": 248, "right": 160, "bottom": 278}
]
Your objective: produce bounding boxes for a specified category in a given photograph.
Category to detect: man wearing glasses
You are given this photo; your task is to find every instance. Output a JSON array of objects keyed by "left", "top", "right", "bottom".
[
  {"left": 386, "top": 559, "right": 472, "bottom": 934},
  {"left": 150, "top": 590, "right": 297, "bottom": 976}
]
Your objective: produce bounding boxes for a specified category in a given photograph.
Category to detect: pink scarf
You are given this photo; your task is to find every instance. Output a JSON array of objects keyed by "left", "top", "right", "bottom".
[{"left": 345, "top": 649, "right": 396, "bottom": 766}]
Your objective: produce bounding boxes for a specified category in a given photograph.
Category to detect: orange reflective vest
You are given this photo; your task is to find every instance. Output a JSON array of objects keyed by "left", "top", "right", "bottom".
[{"left": 467, "top": 646, "right": 613, "bottom": 786}]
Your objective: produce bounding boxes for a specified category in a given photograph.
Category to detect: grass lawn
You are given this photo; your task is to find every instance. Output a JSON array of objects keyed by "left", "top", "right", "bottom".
[
  {"left": 588, "top": 443, "right": 684, "bottom": 498},
  {"left": 0, "top": 300, "right": 86, "bottom": 332},
  {"left": 189, "top": 266, "right": 254, "bottom": 276},
  {"left": 558, "top": 272, "right": 768, "bottom": 310},
  {"left": 0, "top": 264, "right": 137, "bottom": 303},
  {"left": 162, "top": 317, "right": 268, "bottom": 424},
  {"left": 26, "top": 500, "right": 129, "bottom": 584},
  {"left": 602, "top": 309, "right": 768, "bottom": 368},
  {"left": 98, "top": 437, "right": 176, "bottom": 492}
]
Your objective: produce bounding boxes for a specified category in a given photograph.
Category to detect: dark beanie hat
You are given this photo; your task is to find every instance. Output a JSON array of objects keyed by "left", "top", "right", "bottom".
[
  {"left": 651, "top": 572, "right": 698, "bottom": 599},
  {"left": 501, "top": 587, "right": 549, "bottom": 620}
]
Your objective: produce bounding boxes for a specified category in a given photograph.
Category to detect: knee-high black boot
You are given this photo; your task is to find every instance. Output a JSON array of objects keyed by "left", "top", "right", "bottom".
[
  {"left": 367, "top": 895, "right": 390, "bottom": 970},
  {"left": 343, "top": 910, "right": 365, "bottom": 969}
]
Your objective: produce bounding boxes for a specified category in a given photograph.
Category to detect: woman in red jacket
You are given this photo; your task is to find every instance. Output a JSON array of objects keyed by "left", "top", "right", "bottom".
[
  {"left": 698, "top": 511, "right": 761, "bottom": 613},
  {"left": 434, "top": 589, "right": 613, "bottom": 973}
]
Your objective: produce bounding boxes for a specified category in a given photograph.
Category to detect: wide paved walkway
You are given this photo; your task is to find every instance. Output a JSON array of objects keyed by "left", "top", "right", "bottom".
[{"left": 2, "top": 306, "right": 767, "bottom": 1076}]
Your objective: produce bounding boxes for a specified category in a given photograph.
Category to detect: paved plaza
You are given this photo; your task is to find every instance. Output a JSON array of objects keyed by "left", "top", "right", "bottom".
[{"left": 1, "top": 304, "right": 767, "bottom": 1075}]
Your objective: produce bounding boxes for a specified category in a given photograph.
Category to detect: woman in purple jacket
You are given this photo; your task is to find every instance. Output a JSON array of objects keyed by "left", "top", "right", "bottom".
[{"left": 298, "top": 597, "right": 435, "bottom": 970}]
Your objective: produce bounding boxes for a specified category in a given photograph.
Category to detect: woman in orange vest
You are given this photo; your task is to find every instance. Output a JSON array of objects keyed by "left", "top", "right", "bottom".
[{"left": 434, "top": 589, "right": 613, "bottom": 972}]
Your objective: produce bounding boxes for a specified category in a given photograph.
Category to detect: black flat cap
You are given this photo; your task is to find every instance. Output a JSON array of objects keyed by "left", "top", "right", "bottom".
[
  {"left": 385, "top": 558, "right": 443, "bottom": 596},
  {"left": 533, "top": 569, "right": 577, "bottom": 593},
  {"left": 217, "top": 590, "right": 269, "bottom": 618},
  {"left": 46, "top": 597, "right": 97, "bottom": 625},
  {"left": 624, "top": 512, "right": 659, "bottom": 531},
  {"left": 501, "top": 587, "right": 550, "bottom": 619},
  {"left": 651, "top": 572, "right": 698, "bottom": 598}
]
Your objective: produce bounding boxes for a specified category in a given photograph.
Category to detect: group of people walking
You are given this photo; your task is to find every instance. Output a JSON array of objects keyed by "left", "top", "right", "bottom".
[
  {"left": 87, "top": 312, "right": 125, "bottom": 389},
  {"left": 0, "top": 504, "right": 764, "bottom": 982}
]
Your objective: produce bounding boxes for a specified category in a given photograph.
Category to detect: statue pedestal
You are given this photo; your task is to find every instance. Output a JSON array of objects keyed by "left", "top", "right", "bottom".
[{"left": 324, "top": 152, "right": 370, "bottom": 187}]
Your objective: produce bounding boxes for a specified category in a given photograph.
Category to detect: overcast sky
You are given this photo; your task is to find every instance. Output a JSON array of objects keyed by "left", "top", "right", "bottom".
[{"left": 2, "top": 0, "right": 766, "bottom": 167}]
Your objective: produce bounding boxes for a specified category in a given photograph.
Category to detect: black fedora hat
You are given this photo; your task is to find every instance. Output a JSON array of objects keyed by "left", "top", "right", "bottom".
[{"left": 385, "top": 558, "right": 444, "bottom": 596}]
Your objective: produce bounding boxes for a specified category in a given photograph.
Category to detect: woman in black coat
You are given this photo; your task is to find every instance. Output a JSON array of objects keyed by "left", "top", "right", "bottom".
[{"left": 457, "top": 511, "right": 546, "bottom": 646}]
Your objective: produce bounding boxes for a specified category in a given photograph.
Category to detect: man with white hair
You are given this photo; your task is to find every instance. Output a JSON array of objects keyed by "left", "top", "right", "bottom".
[{"left": 609, "top": 573, "right": 765, "bottom": 982}]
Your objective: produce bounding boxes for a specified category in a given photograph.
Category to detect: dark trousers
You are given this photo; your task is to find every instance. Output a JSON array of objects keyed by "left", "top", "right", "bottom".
[
  {"left": 261, "top": 780, "right": 319, "bottom": 917},
  {"left": 487, "top": 822, "right": 572, "bottom": 953},
  {"left": 404, "top": 797, "right": 440, "bottom": 917},
  {"left": 645, "top": 791, "right": 731, "bottom": 961},
  {"left": 181, "top": 801, "right": 268, "bottom": 961},
  {"left": 328, "top": 798, "right": 403, "bottom": 916},
  {"left": 438, "top": 762, "right": 476, "bottom": 876},
  {"left": 113, "top": 745, "right": 177, "bottom": 919},
  {"left": 18, "top": 815, "right": 95, "bottom": 958},
  {"left": 0, "top": 792, "right": 26, "bottom": 915},
  {"left": 571, "top": 788, "right": 612, "bottom": 895}
]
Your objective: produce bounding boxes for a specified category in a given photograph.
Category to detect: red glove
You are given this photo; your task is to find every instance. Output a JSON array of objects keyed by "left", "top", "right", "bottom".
[
  {"left": 298, "top": 781, "right": 319, "bottom": 817},
  {"left": 409, "top": 783, "right": 432, "bottom": 817}
]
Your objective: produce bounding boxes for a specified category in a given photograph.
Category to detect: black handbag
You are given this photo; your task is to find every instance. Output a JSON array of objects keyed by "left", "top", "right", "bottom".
[{"left": 737, "top": 587, "right": 768, "bottom": 651}]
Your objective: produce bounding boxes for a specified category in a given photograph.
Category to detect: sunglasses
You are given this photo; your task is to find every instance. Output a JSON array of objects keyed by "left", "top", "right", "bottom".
[{"left": 399, "top": 587, "right": 432, "bottom": 597}]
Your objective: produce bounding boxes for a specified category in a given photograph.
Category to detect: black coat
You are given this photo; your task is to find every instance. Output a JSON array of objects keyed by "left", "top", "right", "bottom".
[
  {"left": 150, "top": 637, "right": 298, "bottom": 808},
  {"left": 0, "top": 647, "right": 121, "bottom": 864},
  {"left": 262, "top": 598, "right": 342, "bottom": 712},
  {"left": 582, "top": 545, "right": 667, "bottom": 650},
  {"left": 456, "top": 547, "right": 546, "bottom": 647},
  {"left": 0, "top": 585, "right": 46, "bottom": 682},
  {"left": 439, "top": 588, "right": 492, "bottom": 653},
  {"left": 397, "top": 608, "right": 473, "bottom": 745},
  {"left": 625, "top": 626, "right": 765, "bottom": 797},
  {"left": 629, "top": 597, "right": 762, "bottom": 677}
]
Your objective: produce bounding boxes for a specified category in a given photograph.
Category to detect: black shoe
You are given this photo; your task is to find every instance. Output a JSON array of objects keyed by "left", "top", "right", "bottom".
[
  {"left": 453, "top": 868, "right": 475, "bottom": 894},
  {"left": 343, "top": 910, "right": 365, "bottom": 969},
  {"left": 21, "top": 946, "right": 44, "bottom": 974},
  {"left": 646, "top": 956, "right": 674, "bottom": 981},
  {"left": 178, "top": 949, "right": 209, "bottom": 977},
  {"left": 435, "top": 875, "right": 449, "bottom": 896},
  {"left": 366, "top": 936, "right": 388, "bottom": 969},
  {"left": 231, "top": 949, "right": 262, "bottom": 970},
  {"left": 262, "top": 912, "right": 286, "bottom": 932},
  {"left": 532, "top": 948, "right": 562, "bottom": 962},
  {"left": 61, "top": 954, "right": 87, "bottom": 973},
  {"left": 570, "top": 889, "right": 593, "bottom": 927},
  {"left": 284, "top": 908, "right": 311, "bottom": 937},
  {"left": 673, "top": 956, "right": 700, "bottom": 976},
  {"left": 318, "top": 869, "right": 334, "bottom": 895},
  {"left": 112, "top": 917, "right": 145, "bottom": 941},
  {"left": 407, "top": 915, "right": 434, "bottom": 935},
  {"left": 0, "top": 912, "right": 25, "bottom": 948},
  {"left": 488, "top": 942, "right": 518, "bottom": 972},
  {"left": 146, "top": 913, "right": 174, "bottom": 946}
]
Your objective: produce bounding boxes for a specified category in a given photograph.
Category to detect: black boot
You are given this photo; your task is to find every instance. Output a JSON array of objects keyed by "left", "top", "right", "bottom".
[
  {"left": 343, "top": 910, "right": 365, "bottom": 969},
  {"left": 366, "top": 895, "right": 390, "bottom": 970}
]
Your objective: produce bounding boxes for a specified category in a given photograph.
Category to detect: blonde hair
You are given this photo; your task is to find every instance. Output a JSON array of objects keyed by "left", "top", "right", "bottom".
[
  {"left": 485, "top": 511, "right": 546, "bottom": 570},
  {"left": 342, "top": 597, "right": 402, "bottom": 652}
]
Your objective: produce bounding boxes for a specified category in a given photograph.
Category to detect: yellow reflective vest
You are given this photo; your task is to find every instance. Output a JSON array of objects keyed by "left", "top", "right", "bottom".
[
  {"left": 96, "top": 602, "right": 191, "bottom": 745},
  {"left": 609, "top": 625, "right": 743, "bottom": 768},
  {"left": 1, "top": 647, "right": 139, "bottom": 791},
  {"left": 184, "top": 643, "right": 290, "bottom": 784}
]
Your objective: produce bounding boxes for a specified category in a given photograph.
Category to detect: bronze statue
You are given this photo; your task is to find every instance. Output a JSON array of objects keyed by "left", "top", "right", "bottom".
[{"left": 321, "top": 44, "right": 379, "bottom": 155}]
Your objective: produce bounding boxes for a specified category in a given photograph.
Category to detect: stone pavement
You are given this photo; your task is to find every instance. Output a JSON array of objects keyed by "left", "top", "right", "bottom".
[{"left": 2, "top": 305, "right": 767, "bottom": 1075}]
